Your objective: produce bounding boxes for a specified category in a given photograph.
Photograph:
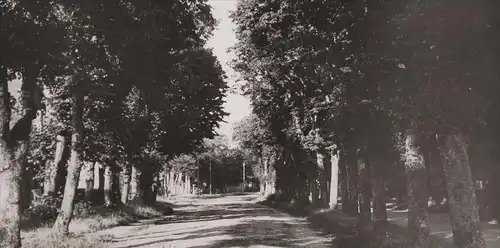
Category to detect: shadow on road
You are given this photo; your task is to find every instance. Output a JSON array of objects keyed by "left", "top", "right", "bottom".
[{"left": 107, "top": 195, "right": 331, "bottom": 248}]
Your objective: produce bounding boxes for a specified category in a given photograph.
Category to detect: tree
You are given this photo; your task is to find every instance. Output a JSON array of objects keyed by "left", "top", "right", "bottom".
[
  {"left": 231, "top": 0, "right": 493, "bottom": 247},
  {"left": 1, "top": 1, "right": 66, "bottom": 246}
]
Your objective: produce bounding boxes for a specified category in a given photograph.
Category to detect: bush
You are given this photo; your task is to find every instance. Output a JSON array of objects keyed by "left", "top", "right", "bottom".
[
  {"left": 73, "top": 201, "right": 98, "bottom": 217},
  {"left": 21, "top": 195, "right": 61, "bottom": 229}
]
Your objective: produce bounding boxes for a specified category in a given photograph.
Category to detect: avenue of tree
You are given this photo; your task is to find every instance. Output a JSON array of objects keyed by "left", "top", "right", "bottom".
[
  {"left": 3, "top": 1, "right": 500, "bottom": 248},
  {"left": 230, "top": 1, "right": 500, "bottom": 248},
  {"left": 1, "top": 1, "right": 228, "bottom": 247}
]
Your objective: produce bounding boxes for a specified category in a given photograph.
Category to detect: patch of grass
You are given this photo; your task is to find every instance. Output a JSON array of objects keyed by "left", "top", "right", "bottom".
[
  {"left": 69, "top": 202, "right": 173, "bottom": 233},
  {"left": 22, "top": 201, "right": 174, "bottom": 246},
  {"left": 22, "top": 227, "right": 107, "bottom": 248},
  {"left": 258, "top": 194, "right": 313, "bottom": 217}
]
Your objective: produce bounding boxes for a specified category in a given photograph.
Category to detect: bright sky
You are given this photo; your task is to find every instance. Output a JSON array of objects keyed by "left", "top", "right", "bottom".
[{"left": 207, "top": 0, "right": 251, "bottom": 145}]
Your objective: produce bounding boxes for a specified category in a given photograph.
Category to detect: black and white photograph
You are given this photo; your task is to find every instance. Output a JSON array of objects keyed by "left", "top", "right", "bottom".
[{"left": 1, "top": 0, "right": 500, "bottom": 247}]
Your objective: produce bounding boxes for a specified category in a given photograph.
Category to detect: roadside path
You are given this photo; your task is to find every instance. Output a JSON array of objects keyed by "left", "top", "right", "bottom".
[{"left": 97, "top": 193, "right": 331, "bottom": 248}]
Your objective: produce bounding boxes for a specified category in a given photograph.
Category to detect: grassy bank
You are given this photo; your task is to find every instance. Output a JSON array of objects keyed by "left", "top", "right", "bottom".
[
  {"left": 21, "top": 200, "right": 174, "bottom": 248},
  {"left": 259, "top": 194, "right": 450, "bottom": 248}
]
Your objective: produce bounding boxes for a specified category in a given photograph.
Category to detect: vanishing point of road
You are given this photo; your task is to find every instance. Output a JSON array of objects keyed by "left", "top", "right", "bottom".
[{"left": 97, "top": 193, "right": 332, "bottom": 248}]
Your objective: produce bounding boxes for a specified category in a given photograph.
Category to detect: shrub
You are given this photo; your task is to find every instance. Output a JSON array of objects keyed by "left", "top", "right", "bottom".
[
  {"left": 21, "top": 195, "right": 61, "bottom": 229},
  {"left": 73, "top": 201, "right": 98, "bottom": 217}
]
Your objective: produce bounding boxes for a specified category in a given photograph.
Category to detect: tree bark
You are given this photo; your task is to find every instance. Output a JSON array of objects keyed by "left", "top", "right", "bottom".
[
  {"left": 344, "top": 149, "right": 359, "bottom": 216},
  {"left": 439, "top": 133, "right": 485, "bottom": 248},
  {"left": 358, "top": 158, "right": 372, "bottom": 220},
  {"left": 163, "top": 165, "right": 169, "bottom": 198},
  {"left": 54, "top": 90, "right": 85, "bottom": 235},
  {"left": 20, "top": 165, "right": 33, "bottom": 212},
  {"left": 0, "top": 67, "right": 39, "bottom": 248},
  {"left": 423, "top": 136, "right": 447, "bottom": 209},
  {"left": 0, "top": 144, "right": 23, "bottom": 248},
  {"left": 371, "top": 163, "right": 387, "bottom": 225},
  {"left": 141, "top": 168, "right": 154, "bottom": 205},
  {"left": 43, "top": 133, "right": 68, "bottom": 196},
  {"left": 119, "top": 165, "right": 131, "bottom": 204},
  {"left": 370, "top": 157, "right": 388, "bottom": 227},
  {"left": 329, "top": 150, "right": 340, "bottom": 209},
  {"left": 309, "top": 162, "right": 320, "bottom": 206},
  {"left": 183, "top": 174, "right": 189, "bottom": 195},
  {"left": 130, "top": 166, "right": 140, "bottom": 202},
  {"left": 96, "top": 162, "right": 104, "bottom": 192},
  {"left": 404, "top": 131, "right": 430, "bottom": 247},
  {"left": 339, "top": 152, "right": 349, "bottom": 210},
  {"left": 152, "top": 175, "right": 158, "bottom": 202},
  {"left": 111, "top": 167, "right": 121, "bottom": 205},
  {"left": 83, "top": 162, "right": 95, "bottom": 201},
  {"left": 316, "top": 151, "right": 330, "bottom": 207},
  {"left": 263, "top": 158, "right": 269, "bottom": 196},
  {"left": 103, "top": 164, "right": 113, "bottom": 206},
  {"left": 168, "top": 171, "right": 174, "bottom": 195},
  {"left": 177, "top": 172, "right": 183, "bottom": 195}
]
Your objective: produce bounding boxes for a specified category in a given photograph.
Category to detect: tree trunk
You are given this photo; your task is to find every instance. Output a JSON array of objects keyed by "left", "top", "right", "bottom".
[
  {"left": 344, "top": 149, "right": 359, "bottom": 216},
  {"left": 309, "top": 156, "right": 320, "bottom": 206},
  {"left": 141, "top": 169, "right": 154, "bottom": 205},
  {"left": 358, "top": 158, "right": 372, "bottom": 220},
  {"left": 263, "top": 158, "right": 269, "bottom": 196},
  {"left": 439, "top": 133, "right": 485, "bottom": 248},
  {"left": 1, "top": 67, "right": 40, "bottom": 248},
  {"left": 130, "top": 166, "right": 140, "bottom": 202},
  {"left": 20, "top": 165, "right": 33, "bottom": 211},
  {"left": 163, "top": 165, "right": 169, "bottom": 198},
  {"left": 111, "top": 167, "right": 121, "bottom": 205},
  {"left": 43, "top": 133, "right": 68, "bottom": 196},
  {"left": 183, "top": 174, "right": 188, "bottom": 195},
  {"left": 0, "top": 144, "right": 23, "bottom": 248},
  {"left": 83, "top": 162, "right": 95, "bottom": 202},
  {"left": 119, "top": 165, "right": 131, "bottom": 204},
  {"left": 309, "top": 178, "right": 319, "bottom": 205},
  {"left": 372, "top": 173, "right": 387, "bottom": 225},
  {"left": 54, "top": 91, "right": 85, "bottom": 235},
  {"left": 96, "top": 162, "right": 104, "bottom": 192},
  {"left": 270, "top": 167, "right": 276, "bottom": 195},
  {"left": 340, "top": 152, "right": 349, "bottom": 210},
  {"left": 404, "top": 131, "right": 430, "bottom": 247},
  {"left": 103, "top": 164, "right": 113, "bottom": 206},
  {"left": 152, "top": 175, "right": 158, "bottom": 202},
  {"left": 316, "top": 151, "right": 330, "bottom": 207},
  {"left": 371, "top": 159, "right": 387, "bottom": 225},
  {"left": 177, "top": 172, "right": 183, "bottom": 195},
  {"left": 329, "top": 150, "right": 340, "bottom": 209},
  {"left": 168, "top": 171, "right": 174, "bottom": 195}
]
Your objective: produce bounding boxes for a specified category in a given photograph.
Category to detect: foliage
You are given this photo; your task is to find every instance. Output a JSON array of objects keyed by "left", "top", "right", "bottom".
[{"left": 21, "top": 195, "right": 62, "bottom": 229}]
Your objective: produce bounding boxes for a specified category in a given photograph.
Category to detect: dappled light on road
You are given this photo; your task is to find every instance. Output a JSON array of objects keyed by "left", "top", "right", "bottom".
[{"left": 98, "top": 193, "right": 331, "bottom": 248}]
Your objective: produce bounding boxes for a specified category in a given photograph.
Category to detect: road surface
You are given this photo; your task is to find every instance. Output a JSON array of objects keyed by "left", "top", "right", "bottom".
[{"left": 97, "top": 193, "right": 332, "bottom": 248}]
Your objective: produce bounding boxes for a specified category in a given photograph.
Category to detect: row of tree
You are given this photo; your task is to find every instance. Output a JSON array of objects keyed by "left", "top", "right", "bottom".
[
  {"left": 162, "top": 135, "right": 254, "bottom": 197},
  {"left": 0, "top": 1, "right": 228, "bottom": 247},
  {"left": 230, "top": 1, "right": 500, "bottom": 248}
]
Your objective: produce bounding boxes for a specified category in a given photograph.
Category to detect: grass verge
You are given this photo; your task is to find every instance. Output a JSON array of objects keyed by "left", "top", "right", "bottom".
[
  {"left": 21, "top": 201, "right": 174, "bottom": 248},
  {"left": 259, "top": 194, "right": 451, "bottom": 248}
]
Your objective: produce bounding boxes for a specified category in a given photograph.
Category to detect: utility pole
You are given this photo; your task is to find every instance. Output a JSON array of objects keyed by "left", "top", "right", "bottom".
[
  {"left": 164, "top": 163, "right": 168, "bottom": 198},
  {"left": 209, "top": 157, "right": 212, "bottom": 195},
  {"left": 242, "top": 161, "right": 246, "bottom": 192},
  {"left": 197, "top": 156, "right": 200, "bottom": 196}
]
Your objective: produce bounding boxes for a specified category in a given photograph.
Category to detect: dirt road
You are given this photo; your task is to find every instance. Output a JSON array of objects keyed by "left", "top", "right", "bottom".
[{"left": 97, "top": 193, "right": 331, "bottom": 248}]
